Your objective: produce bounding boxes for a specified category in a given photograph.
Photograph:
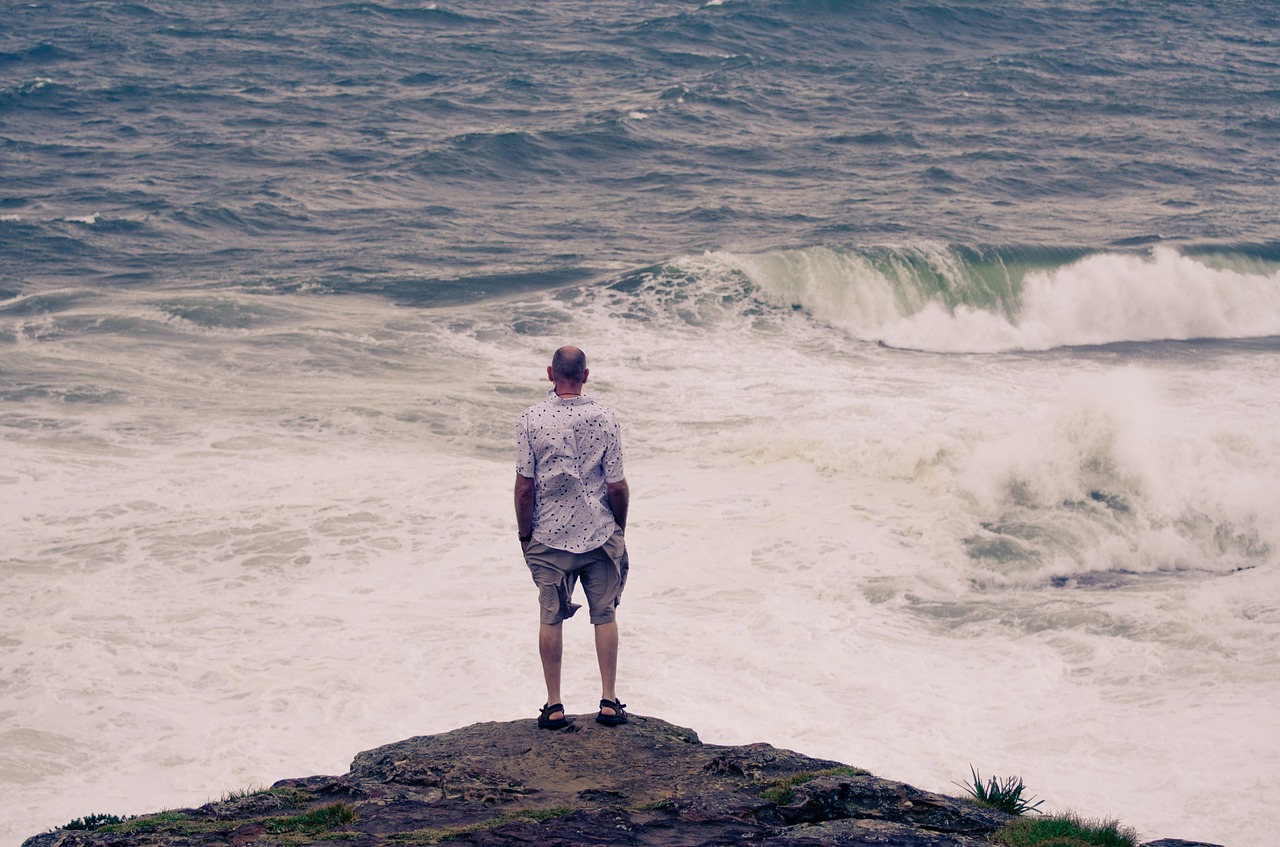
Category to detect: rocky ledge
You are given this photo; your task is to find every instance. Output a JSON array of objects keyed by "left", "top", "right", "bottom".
[{"left": 23, "top": 714, "right": 1221, "bottom": 847}]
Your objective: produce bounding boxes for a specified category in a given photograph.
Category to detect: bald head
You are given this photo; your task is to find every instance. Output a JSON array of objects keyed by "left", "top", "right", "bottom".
[{"left": 551, "top": 346, "right": 587, "bottom": 382}]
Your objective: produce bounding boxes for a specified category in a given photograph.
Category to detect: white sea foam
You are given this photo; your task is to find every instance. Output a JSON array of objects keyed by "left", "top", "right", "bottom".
[
  {"left": 2, "top": 282, "right": 1277, "bottom": 847},
  {"left": 957, "top": 366, "right": 1280, "bottom": 580}
]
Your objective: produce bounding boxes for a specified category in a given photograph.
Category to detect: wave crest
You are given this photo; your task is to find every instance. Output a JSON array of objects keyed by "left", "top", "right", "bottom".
[{"left": 710, "top": 244, "right": 1280, "bottom": 352}]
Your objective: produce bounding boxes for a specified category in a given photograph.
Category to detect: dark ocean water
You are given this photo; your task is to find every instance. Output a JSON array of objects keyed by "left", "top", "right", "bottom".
[{"left": 3, "top": 0, "right": 1279, "bottom": 302}]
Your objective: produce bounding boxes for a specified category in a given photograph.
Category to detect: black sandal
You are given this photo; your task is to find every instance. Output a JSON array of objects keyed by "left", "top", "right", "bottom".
[
  {"left": 538, "top": 703, "right": 570, "bottom": 730},
  {"left": 595, "top": 698, "right": 627, "bottom": 726}
]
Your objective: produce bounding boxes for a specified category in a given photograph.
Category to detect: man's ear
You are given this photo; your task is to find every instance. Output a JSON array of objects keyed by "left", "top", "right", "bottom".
[
  {"left": 582, "top": 368, "right": 589, "bottom": 383},
  {"left": 547, "top": 366, "right": 555, "bottom": 382}
]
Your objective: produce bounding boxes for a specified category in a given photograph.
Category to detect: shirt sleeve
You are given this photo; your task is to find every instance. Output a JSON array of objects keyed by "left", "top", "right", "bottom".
[{"left": 602, "top": 414, "right": 625, "bottom": 483}]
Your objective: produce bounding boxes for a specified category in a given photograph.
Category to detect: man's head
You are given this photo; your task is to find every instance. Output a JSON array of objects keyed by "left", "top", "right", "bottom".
[{"left": 549, "top": 345, "right": 588, "bottom": 389}]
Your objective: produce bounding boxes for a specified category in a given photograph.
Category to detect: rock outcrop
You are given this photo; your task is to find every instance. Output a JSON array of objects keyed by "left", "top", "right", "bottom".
[{"left": 22, "top": 714, "right": 1223, "bottom": 847}]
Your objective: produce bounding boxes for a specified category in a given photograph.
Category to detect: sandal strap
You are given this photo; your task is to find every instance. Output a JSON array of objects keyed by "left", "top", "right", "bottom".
[
  {"left": 541, "top": 703, "right": 565, "bottom": 716},
  {"left": 599, "top": 698, "right": 626, "bottom": 710}
]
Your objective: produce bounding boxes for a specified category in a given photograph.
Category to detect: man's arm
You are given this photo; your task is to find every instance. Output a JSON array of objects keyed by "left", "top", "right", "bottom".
[
  {"left": 515, "top": 474, "right": 535, "bottom": 543},
  {"left": 606, "top": 478, "right": 629, "bottom": 533}
]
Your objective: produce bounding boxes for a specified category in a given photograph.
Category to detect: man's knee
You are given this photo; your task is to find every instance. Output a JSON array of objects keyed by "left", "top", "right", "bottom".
[{"left": 539, "top": 591, "right": 579, "bottom": 625}]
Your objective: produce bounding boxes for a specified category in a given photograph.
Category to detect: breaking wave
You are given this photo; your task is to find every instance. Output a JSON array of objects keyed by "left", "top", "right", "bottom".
[{"left": 703, "top": 244, "right": 1280, "bottom": 352}]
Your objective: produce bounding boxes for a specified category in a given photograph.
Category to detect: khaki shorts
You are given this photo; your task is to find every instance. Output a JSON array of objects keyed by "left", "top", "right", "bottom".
[{"left": 524, "top": 530, "right": 628, "bottom": 625}]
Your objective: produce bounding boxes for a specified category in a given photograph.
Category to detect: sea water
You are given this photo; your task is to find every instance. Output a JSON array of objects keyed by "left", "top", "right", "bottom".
[{"left": 3, "top": 3, "right": 1279, "bottom": 846}]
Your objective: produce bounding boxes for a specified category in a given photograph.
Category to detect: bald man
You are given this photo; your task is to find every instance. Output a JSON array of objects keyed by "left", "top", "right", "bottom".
[{"left": 515, "top": 346, "right": 630, "bottom": 729}]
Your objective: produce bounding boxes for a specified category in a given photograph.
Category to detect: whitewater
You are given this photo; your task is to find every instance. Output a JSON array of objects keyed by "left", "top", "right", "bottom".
[{"left": 5, "top": 246, "right": 1280, "bottom": 847}]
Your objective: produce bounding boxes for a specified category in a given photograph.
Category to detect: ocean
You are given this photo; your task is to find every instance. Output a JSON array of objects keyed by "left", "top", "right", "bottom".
[{"left": 2, "top": 1, "right": 1279, "bottom": 845}]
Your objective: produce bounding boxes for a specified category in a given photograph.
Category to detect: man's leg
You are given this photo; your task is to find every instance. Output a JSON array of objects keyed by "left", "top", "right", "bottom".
[
  {"left": 539, "top": 622, "right": 564, "bottom": 719},
  {"left": 594, "top": 620, "right": 619, "bottom": 714}
]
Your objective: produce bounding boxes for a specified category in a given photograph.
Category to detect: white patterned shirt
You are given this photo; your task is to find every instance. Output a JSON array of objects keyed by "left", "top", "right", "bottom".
[{"left": 516, "top": 389, "right": 625, "bottom": 553}]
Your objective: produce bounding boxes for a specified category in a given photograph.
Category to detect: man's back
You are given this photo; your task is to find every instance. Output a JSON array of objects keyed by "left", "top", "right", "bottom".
[{"left": 516, "top": 391, "right": 624, "bottom": 554}]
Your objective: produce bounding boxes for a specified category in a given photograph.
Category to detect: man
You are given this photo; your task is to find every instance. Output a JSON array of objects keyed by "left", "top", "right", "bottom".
[{"left": 515, "top": 345, "right": 630, "bottom": 730}]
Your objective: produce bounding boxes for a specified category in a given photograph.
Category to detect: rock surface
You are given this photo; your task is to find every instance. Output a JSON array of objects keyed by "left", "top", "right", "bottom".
[{"left": 22, "top": 714, "right": 1223, "bottom": 847}]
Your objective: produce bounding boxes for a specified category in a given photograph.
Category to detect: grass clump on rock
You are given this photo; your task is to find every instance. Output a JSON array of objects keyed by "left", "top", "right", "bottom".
[
  {"left": 265, "top": 802, "right": 358, "bottom": 835},
  {"left": 954, "top": 765, "right": 1044, "bottom": 815},
  {"left": 993, "top": 811, "right": 1139, "bottom": 847},
  {"left": 62, "top": 814, "right": 133, "bottom": 831}
]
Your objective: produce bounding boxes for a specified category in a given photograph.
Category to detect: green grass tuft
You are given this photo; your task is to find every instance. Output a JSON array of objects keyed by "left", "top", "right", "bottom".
[
  {"left": 994, "top": 811, "right": 1139, "bottom": 847},
  {"left": 220, "top": 785, "right": 265, "bottom": 802},
  {"left": 954, "top": 765, "right": 1044, "bottom": 815},
  {"left": 761, "top": 766, "right": 868, "bottom": 805},
  {"left": 62, "top": 814, "right": 133, "bottom": 831},
  {"left": 265, "top": 802, "right": 358, "bottom": 834}
]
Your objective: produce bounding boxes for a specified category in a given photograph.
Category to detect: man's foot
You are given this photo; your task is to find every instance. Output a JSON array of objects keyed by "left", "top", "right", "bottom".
[
  {"left": 595, "top": 698, "right": 627, "bottom": 726},
  {"left": 538, "top": 703, "right": 570, "bottom": 730}
]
